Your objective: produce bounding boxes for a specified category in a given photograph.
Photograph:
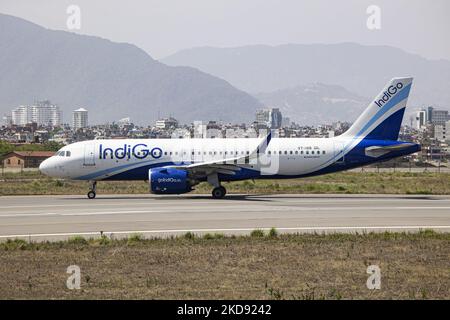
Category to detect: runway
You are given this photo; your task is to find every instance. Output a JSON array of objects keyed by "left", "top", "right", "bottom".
[{"left": 1, "top": 194, "right": 450, "bottom": 240}]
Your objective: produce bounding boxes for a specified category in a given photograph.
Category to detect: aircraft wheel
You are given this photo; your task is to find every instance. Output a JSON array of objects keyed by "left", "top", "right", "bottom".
[
  {"left": 87, "top": 191, "right": 96, "bottom": 199},
  {"left": 212, "top": 186, "right": 226, "bottom": 199}
]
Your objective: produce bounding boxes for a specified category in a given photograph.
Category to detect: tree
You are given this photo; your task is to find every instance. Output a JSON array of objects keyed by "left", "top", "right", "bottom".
[{"left": 0, "top": 140, "right": 14, "bottom": 157}]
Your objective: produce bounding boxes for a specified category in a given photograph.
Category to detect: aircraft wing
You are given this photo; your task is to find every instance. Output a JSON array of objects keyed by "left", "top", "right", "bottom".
[{"left": 170, "top": 131, "right": 272, "bottom": 176}]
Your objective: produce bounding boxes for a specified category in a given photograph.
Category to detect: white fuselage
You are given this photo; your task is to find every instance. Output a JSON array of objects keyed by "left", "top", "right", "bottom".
[{"left": 40, "top": 137, "right": 348, "bottom": 181}]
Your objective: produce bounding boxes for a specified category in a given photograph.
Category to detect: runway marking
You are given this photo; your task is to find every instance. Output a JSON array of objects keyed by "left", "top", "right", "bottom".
[
  {"left": 1, "top": 225, "right": 450, "bottom": 239},
  {"left": 0, "top": 206, "right": 450, "bottom": 218}
]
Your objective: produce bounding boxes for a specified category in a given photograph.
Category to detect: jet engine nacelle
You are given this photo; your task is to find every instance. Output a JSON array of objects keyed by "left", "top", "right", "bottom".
[{"left": 149, "top": 167, "right": 192, "bottom": 194}]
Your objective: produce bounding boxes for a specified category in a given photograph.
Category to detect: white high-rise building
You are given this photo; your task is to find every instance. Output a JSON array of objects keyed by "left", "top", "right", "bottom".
[
  {"left": 72, "top": 108, "right": 88, "bottom": 130},
  {"left": 30, "top": 103, "right": 62, "bottom": 126},
  {"left": 11, "top": 105, "right": 30, "bottom": 126},
  {"left": 11, "top": 102, "right": 61, "bottom": 126},
  {"left": 415, "top": 110, "right": 427, "bottom": 130}
]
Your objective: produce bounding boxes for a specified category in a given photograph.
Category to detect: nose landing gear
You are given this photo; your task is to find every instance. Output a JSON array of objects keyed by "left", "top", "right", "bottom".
[{"left": 87, "top": 181, "right": 97, "bottom": 199}]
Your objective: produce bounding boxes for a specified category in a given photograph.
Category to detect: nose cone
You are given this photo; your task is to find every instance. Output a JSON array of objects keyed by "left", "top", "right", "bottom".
[{"left": 39, "top": 158, "right": 51, "bottom": 176}]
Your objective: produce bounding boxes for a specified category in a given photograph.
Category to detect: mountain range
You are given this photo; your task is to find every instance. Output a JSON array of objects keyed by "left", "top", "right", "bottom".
[
  {"left": 3, "top": 13, "right": 449, "bottom": 126},
  {"left": 162, "top": 43, "right": 450, "bottom": 111},
  {"left": 255, "top": 83, "right": 370, "bottom": 125},
  {"left": 0, "top": 13, "right": 261, "bottom": 124}
]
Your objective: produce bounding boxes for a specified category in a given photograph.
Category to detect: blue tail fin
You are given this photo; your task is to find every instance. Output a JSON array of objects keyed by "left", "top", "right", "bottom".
[{"left": 342, "top": 77, "right": 413, "bottom": 140}]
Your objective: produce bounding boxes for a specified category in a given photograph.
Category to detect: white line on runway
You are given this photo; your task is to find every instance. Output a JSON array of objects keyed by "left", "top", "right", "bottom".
[
  {"left": 1, "top": 225, "right": 450, "bottom": 239},
  {"left": 1, "top": 206, "right": 449, "bottom": 218},
  {"left": 2, "top": 197, "right": 450, "bottom": 210}
]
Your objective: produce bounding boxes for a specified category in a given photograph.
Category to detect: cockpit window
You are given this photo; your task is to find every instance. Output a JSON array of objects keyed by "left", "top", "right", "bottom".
[{"left": 59, "top": 151, "right": 65, "bottom": 156}]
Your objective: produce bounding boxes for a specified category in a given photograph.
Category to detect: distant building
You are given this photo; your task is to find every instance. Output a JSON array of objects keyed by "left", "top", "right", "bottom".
[
  {"left": 193, "top": 121, "right": 207, "bottom": 138},
  {"left": 415, "top": 110, "right": 428, "bottom": 129},
  {"left": 281, "top": 116, "right": 291, "bottom": 127},
  {"left": 117, "top": 117, "right": 131, "bottom": 126},
  {"left": 155, "top": 117, "right": 178, "bottom": 130},
  {"left": 255, "top": 109, "right": 270, "bottom": 124},
  {"left": 11, "top": 105, "right": 30, "bottom": 126},
  {"left": 72, "top": 108, "right": 88, "bottom": 130},
  {"left": 430, "top": 109, "right": 450, "bottom": 125},
  {"left": 269, "top": 108, "right": 282, "bottom": 129},
  {"left": 171, "top": 128, "right": 191, "bottom": 139},
  {"left": 427, "top": 106, "right": 434, "bottom": 124},
  {"left": 255, "top": 108, "right": 283, "bottom": 129},
  {"left": 2, "top": 114, "right": 12, "bottom": 126},
  {"left": 1, "top": 151, "right": 54, "bottom": 168},
  {"left": 11, "top": 102, "right": 61, "bottom": 127},
  {"left": 434, "top": 120, "right": 450, "bottom": 142}
]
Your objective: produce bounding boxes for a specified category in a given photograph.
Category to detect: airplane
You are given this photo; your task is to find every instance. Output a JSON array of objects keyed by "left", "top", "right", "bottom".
[{"left": 39, "top": 77, "right": 420, "bottom": 199}]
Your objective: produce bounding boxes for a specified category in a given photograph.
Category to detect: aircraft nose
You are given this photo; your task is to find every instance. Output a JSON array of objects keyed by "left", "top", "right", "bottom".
[{"left": 39, "top": 158, "right": 51, "bottom": 176}]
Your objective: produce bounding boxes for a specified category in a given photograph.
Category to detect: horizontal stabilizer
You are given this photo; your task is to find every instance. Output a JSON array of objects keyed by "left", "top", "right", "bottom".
[{"left": 365, "top": 143, "right": 416, "bottom": 157}]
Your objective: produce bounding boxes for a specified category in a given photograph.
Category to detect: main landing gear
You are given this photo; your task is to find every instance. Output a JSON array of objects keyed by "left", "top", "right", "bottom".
[
  {"left": 212, "top": 186, "right": 227, "bottom": 199},
  {"left": 87, "top": 181, "right": 97, "bottom": 199},
  {"left": 208, "top": 173, "right": 226, "bottom": 199}
]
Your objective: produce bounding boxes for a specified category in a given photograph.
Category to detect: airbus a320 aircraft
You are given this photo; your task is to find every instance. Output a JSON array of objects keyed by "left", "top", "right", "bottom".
[{"left": 40, "top": 77, "right": 420, "bottom": 199}]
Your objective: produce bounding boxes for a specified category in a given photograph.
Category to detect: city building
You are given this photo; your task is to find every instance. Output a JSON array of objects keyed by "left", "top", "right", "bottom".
[
  {"left": 415, "top": 110, "right": 428, "bottom": 129},
  {"left": 155, "top": 117, "right": 178, "bottom": 130},
  {"left": 430, "top": 109, "right": 450, "bottom": 125},
  {"left": 11, "top": 102, "right": 62, "bottom": 127},
  {"left": 72, "top": 108, "right": 88, "bottom": 130},
  {"left": 434, "top": 120, "right": 450, "bottom": 142},
  {"left": 11, "top": 105, "right": 29, "bottom": 126},
  {"left": 255, "top": 108, "right": 283, "bottom": 129},
  {"left": 193, "top": 121, "right": 207, "bottom": 138}
]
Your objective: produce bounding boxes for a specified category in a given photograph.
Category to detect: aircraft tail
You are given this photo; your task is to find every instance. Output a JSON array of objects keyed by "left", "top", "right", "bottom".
[{"left": 342, "top": 77, "right": 413, "bottom": 140}]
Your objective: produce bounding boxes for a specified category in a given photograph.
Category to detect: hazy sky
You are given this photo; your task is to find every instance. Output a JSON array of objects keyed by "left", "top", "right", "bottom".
[{"left": 1, "top": 0, "right": 449, "bottom": 60}]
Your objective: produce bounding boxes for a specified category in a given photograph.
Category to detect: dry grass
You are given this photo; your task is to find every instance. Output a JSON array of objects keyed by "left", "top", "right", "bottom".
[
  {"left": 1, "top": 171, "right": 450, "bottom": 195},
  {"left": 0, "top": 231, "right": 449, "bottom": 299}
]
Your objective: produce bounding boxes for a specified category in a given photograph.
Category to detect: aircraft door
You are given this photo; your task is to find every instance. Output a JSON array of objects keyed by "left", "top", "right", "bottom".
[{"left": 83, "top": 142, "right": 96, "bottom": 166}]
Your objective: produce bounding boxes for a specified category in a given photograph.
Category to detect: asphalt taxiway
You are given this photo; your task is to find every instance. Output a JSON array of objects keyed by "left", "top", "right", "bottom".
[{"left": 1, "top": 194, "right": 449, "bottom": 240}]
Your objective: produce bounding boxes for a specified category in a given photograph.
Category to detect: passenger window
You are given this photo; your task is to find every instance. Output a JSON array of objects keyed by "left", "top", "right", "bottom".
[
  {"left": 306, "top": 151, "right": 309, "bottom": 154},
  {"left": 323, "top": 150, "right": 326, "bottom": 154},
  {"left": 284, "top": 151, "right": 287, "bottom": 155},
  {"left": 290, "top": 151, "right": 293, "bottom": 155},
  {"left": 268, "top": 151, "right": 271, "bottom": 155},
  {"left": 279, "top": 151, "right": 282, "bottom": 155},
  {"left": 311, "top": 151, "right": 315, "bottom": 155},
  {"left": 301, "top": 151, "right": 304, "bottom": 154}
]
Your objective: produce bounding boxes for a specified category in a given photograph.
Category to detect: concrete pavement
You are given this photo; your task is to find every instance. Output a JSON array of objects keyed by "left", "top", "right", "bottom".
[{"left": 0, "top": 194, "right": 449, "bottom": 241}]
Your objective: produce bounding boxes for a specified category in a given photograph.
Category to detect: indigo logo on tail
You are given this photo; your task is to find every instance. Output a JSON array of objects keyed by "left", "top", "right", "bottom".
[{"left": 374, "top": 82, "right": 403, "bottom": 108}]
